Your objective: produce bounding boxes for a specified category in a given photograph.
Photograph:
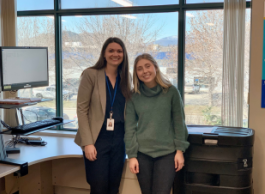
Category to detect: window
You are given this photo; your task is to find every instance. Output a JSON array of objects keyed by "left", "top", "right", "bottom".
[
  {"left": 17, "top": 0, "right": 54, "bottom": 11},
  {"left": 62, "top": 12, "right": 178, "bottom": 129},
  {"left": 17, "top": 0, "right": 251, "bottom": 130},
  {"left": 184, "top": 9, "right": 250, "bottom": 126},
  {"left": 186, "top": 0, "right": 223, "bottom": 4},
  {"left": 61, "top": 0, "right": 179, "bottom": 9},
  {"left": 185, "top": 10, "right": 223, "bottom": 125},
  {"left": 244, "top": 8, "right": 251, "bottom": 127},
  {"left": 17, "top": 16, "right": 56, "bottom": 123}
]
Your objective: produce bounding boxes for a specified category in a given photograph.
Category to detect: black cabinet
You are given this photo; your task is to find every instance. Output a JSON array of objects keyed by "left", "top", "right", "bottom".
[{"left": 174, "top": 125, "right": 254, "bottom": 194}]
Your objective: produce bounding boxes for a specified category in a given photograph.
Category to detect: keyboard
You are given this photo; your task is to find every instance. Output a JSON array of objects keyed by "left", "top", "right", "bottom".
[{"left": 11, "top": 119, "right": 62, "bottom": 133}]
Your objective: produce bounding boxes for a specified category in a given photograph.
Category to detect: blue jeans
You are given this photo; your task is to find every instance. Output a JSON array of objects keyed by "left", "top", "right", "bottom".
[
  {"left": 83, "top": 123, "right": 126, "bottom": 194},
  {"left": 137, "top": 152, "right": 176, "bottom": 194}
]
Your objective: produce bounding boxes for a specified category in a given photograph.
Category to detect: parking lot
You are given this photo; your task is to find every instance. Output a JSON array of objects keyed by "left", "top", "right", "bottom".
[
  {"left": 62, "top": 92, "right": 222, "bottom": 127},
  {"left": 19, "top": 89, "right": 224, "bottom": 128}
]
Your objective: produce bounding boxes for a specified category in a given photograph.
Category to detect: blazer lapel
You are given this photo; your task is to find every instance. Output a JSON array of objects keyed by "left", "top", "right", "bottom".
[{"left": 98, "top": 68, "right": 106, "bottom": 116}]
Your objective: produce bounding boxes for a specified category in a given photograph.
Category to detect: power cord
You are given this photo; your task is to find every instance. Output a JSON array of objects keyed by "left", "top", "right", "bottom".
[
  {"left": 5, "top": 137, "right": 47, "bottom": 147},
  {"left": 5, "top": 135, "right": 21, "bottom": 148},
  {"left": 1, "top": 119, "right": 47, "bottom": 146},
  {"left": 20, "top": 110, "right": 34, "bottom": 123}
]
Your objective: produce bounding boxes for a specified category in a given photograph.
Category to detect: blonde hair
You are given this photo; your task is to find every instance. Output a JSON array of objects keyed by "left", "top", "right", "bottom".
[{"left": 133, "top": 53, "right": 172, "bottom": 93}]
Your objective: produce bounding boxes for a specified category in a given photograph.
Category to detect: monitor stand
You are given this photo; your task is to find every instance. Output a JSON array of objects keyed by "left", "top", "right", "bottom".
[
  {"left": 0, "top": 98, "right": 55, "bottom": 177},
  {"left": 3, "top": 108, "right": 25, "bottom": 154},
  {"left": 0, "top": 130, "right": 28, "bottom": 176}
]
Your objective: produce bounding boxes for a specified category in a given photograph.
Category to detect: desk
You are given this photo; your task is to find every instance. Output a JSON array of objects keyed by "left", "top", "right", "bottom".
[
  {"left": 0, "top": 135, "right": 141, "bottom": 194},
  {"left": 0, "top": 135, "right": 82, "bottom": 178}
]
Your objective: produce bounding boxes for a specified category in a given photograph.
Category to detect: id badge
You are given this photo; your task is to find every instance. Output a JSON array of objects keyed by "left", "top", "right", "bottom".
[{"left": 107, "top": 119, "right": 114, "bottom": 131}]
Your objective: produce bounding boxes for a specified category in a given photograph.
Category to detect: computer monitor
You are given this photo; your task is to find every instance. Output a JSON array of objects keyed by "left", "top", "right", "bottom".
[{"left": 0, "top": 47, "right": 49, "bottom": 91}]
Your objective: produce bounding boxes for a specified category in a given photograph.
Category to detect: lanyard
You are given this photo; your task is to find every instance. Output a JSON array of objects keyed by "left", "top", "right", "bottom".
[{"left": 105, "top": 73, "right": 119, "bottom": 112}]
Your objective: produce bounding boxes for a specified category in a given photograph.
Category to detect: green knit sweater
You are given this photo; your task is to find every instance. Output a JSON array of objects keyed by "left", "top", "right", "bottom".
[{"left": 124, "top": 83, "right": 190, "bottom": 158}]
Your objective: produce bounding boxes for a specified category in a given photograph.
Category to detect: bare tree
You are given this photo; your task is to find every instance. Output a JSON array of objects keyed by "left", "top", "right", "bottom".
[
  {"left": 17, "top": 14, "right": 167, "bottom": 99},
  {"left": 184, "top": 9, "right": 250, "bottom": 125},
  {"left": 185, "top": 10, "right": 224, "bottom": 106},
  {"left": 62, "top": 14, "right": 163, "bottom": 77},
  {"left": 17, "top": 17, "right": 55, "bottom": 80}
]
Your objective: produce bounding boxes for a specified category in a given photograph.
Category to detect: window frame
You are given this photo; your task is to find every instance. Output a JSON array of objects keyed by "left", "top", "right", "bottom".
[{"left": 17, "top": 0, "right": 252, "bottom": 130}]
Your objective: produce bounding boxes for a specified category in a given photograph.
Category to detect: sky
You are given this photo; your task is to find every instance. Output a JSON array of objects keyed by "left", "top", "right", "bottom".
[
  {"left": 17, "top": 0, "right": 250, "bottom": 40},
  {"left": 61, "top": 13, "right": 179, "bottom": 40},
  {"left": 17, "top": 0, "right": 226, "bottom": 11}
]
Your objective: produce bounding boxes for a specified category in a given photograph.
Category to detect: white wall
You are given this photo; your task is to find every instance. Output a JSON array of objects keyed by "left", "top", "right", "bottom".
[{"left": 249, "top": 0, "right": 265, "bottom": 193}]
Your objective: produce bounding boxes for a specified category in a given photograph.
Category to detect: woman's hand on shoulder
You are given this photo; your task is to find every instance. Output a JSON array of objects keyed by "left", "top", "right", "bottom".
[
  {"left": 174, "top": 150, "right": 184, "bottom": 172},
  {"left": 129, "top": 158, "right": 139, "bottom": 174},
  {"left": 84, "top": 144, "right": 97, "bottom": 161}
]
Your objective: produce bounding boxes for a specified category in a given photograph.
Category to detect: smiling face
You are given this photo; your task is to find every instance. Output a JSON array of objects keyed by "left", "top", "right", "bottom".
[
  {"left": 136, "top": 59, "right": 157, "bottom": 88},
  {"left": 104, "top": 42, "right": 124, "bottom": 68}
]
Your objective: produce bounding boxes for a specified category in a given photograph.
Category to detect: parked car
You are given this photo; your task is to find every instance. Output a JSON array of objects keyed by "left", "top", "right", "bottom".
[
  {"left": 185, "top": 84, "right": 201, "bottom": 94},
  {"left": 32, "top": 86, "right": 73, "bottom": 100},
  {"left": 22, "top": 106, "right": 69, "bottom": 123},
  {"left": 63, "top": 78, "right": 80, "bottom": 96}
]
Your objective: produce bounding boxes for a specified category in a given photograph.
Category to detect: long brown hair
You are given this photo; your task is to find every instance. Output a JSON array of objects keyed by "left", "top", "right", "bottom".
[
  {"left": 133, "top": 53, "right": 172, "bottom": 94},
  {"left": 91, "top": 37, "right": 131, "bottom": 100}
]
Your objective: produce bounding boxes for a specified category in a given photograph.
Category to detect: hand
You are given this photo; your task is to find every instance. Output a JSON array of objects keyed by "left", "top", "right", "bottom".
[
  {"left": 84, "top": 145, "right": 97, "bottom": 161},
  {"left": 174, "top": 150, "right": 184, "bottom": 172},
  {"left": 129, "top": 158, "right": 139, "bottom": 174}
]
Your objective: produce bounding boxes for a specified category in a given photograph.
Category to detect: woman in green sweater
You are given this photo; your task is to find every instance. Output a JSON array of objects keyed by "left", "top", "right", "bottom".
[{"left": 125, "top": 53, "right": 190, "bottom": 194}]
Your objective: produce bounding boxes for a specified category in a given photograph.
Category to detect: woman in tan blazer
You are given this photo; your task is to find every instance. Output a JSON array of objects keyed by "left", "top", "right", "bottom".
[{"left": 74, "top": 37, "right": 131, "bottom": 194}]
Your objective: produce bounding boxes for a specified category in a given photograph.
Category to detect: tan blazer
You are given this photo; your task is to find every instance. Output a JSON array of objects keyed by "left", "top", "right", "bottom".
[{"left": 74, "top": 68, "right": 107, "bottom": 150}]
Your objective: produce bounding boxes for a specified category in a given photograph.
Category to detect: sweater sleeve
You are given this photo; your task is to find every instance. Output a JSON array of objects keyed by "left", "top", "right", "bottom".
[
  {"left": 171, "top": 87, "right": 190, "bottom": 152},
  {"left": 124, "top": 99, "right": 139, "bottom": 158}
]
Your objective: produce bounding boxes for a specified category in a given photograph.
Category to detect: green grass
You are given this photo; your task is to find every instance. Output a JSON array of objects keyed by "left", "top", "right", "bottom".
[
  {"left": 63, "top": 101, "right": 77, "bottom": 108},
  {"left": 185, "top": 105, "right": 221, "bottom": 116}
]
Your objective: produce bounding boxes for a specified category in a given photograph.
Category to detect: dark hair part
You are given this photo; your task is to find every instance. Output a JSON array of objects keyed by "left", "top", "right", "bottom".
[{"left": 91, "top": 37, "right": 131, "bottom": 100}]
